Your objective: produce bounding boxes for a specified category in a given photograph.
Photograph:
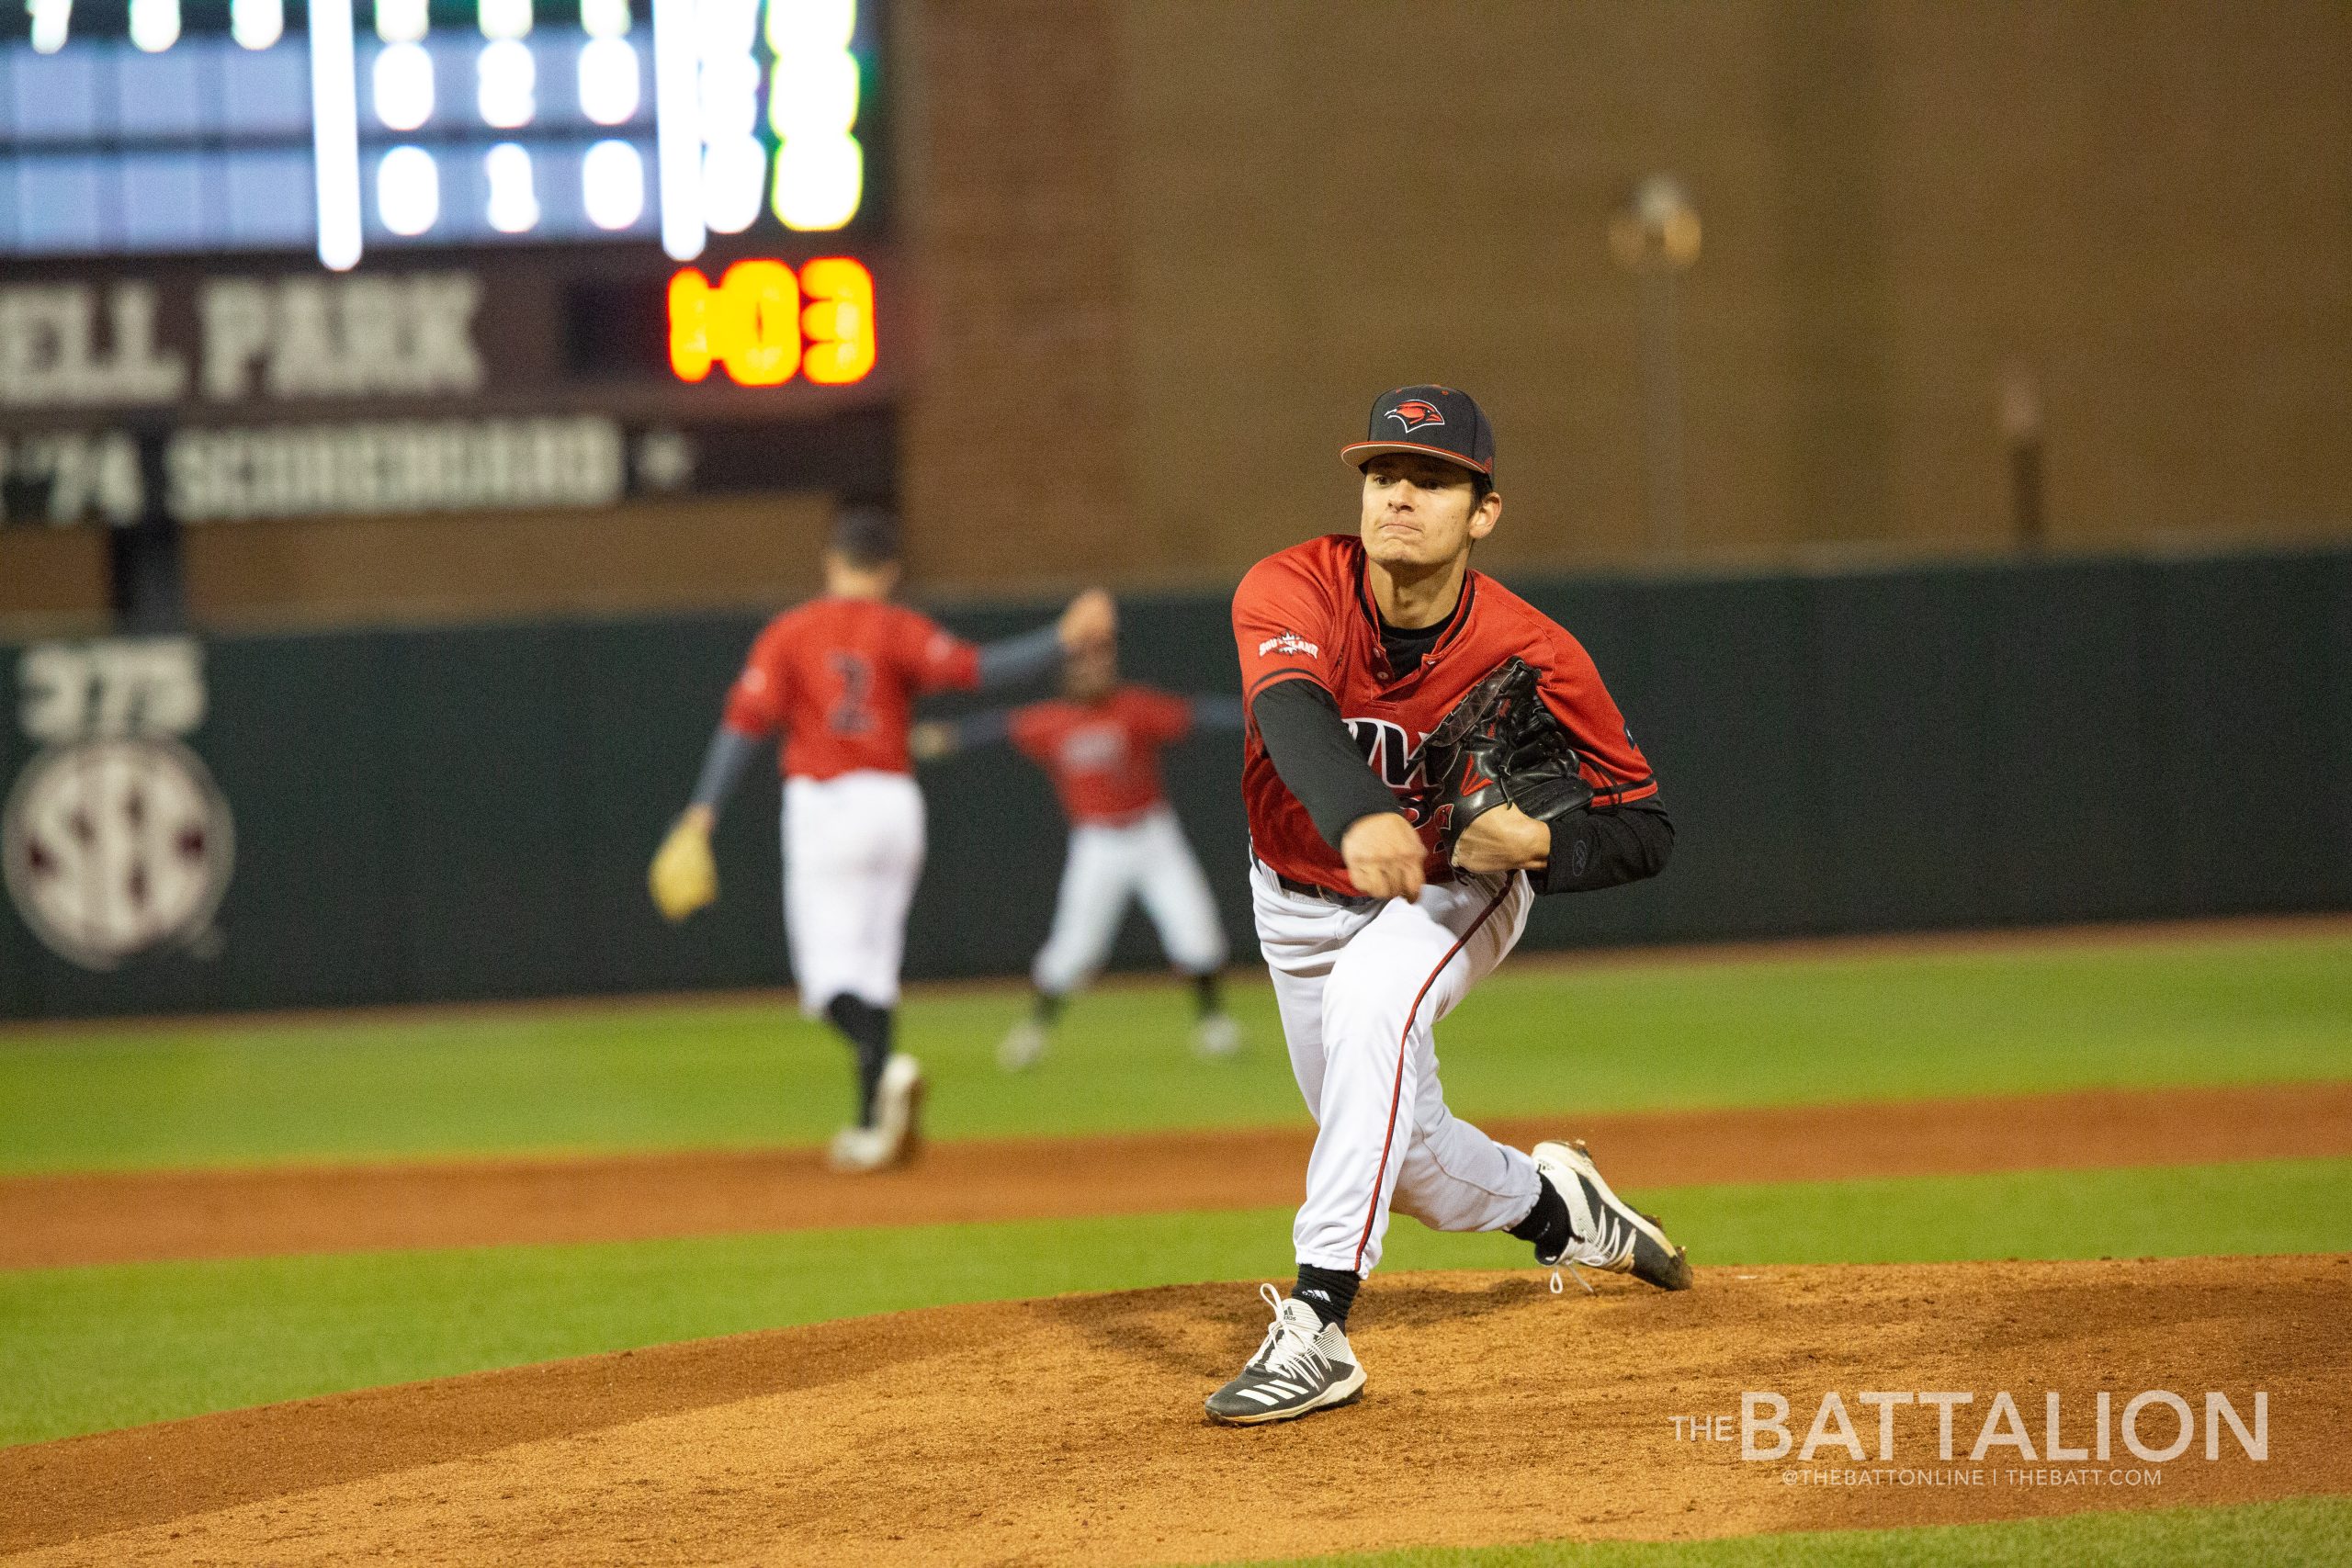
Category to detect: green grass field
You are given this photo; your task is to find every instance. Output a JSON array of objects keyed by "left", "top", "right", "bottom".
[
  {"left": 3, "top": 931, "right": 2347, "bottom": 1172},
  {"left": 1250, "top": 1496, "right": 2352, "bottom": 1567},
  {"left": 3, "top": 929, "right": 2347, "bottom": 1562}
]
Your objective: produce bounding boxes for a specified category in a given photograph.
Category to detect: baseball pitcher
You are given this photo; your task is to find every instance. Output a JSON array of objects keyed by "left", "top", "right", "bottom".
[
  {"left": 913, "top": 638, "right": 1245, "bottom": 1070},
  {"left": 1205, "top": 386, "right": 1688, "bottom": 1425},
  {"left": 650, "top": 507, "right": 1114, "bottom": 1173}
]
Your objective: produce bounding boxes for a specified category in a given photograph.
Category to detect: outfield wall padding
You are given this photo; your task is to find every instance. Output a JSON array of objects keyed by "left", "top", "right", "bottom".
[{"left": 4, "top": 547, "right": 2347, "bottom": 1020}]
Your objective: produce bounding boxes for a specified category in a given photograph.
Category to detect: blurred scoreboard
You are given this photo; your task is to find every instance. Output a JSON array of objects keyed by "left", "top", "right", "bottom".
[{"left": 0, "top": 0, "right": 891, "bottom": 527}]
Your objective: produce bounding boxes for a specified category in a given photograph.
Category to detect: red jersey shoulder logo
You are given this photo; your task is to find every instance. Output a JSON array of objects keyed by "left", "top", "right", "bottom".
[
  {"left": 1258, "top": 632, "right": 1321, "bottom": 660},
  {"left": 1384, "top": 400, "right": 1445, "bottom": 432}
]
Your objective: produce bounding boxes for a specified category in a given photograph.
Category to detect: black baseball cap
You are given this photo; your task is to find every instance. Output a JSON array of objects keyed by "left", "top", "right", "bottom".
[
  {"left": 1340, "top": 385, "right": 1496, "bottom": 477},
  {"left": 831, "top": 503, "right": 901, "bottom": 566}
]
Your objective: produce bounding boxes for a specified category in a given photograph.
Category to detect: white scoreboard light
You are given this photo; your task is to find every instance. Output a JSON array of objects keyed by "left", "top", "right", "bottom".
[
  {"left": 0, "top": 0, "right": 894, "bottom": 529},
  {"left": 0, "top": 0, "right": 882, "bottom": 260}
]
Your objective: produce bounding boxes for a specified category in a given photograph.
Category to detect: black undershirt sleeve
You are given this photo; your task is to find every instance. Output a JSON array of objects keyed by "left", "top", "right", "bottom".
[
  {"left": 1539, "top": 797, "right": 1674, "bottom": 895},
  {"left": 1190, "top": 694, "right": 1247, "bottom": 730},
  {"left": 1249, "top": 679, "right": 1401, "bottom": 851},
  {"left": 947, "top": 709, "right": 1012, "bottom": 749},
  {"left": 687, "top": 725, "right": 763, "bottom": 817},
  {"left": 1252, "top": 673, "right": 1676, "bottom": 886},
  {"left": 974, "top": 624, "right": 1064, "bottom": 690}
]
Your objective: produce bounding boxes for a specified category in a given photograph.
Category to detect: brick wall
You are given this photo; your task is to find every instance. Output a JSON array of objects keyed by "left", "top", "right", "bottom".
[
  {"left": 9, "top": 1, "right": 2346, "bottom": 626},
  {"left": 903, "top": 0, "right": 2352, "bottom": 587},
  {"left": 177, "top": 494, "right": 842, "bottom": 626},
  {"left": 894, "top": 0, "right": 1136, "bottom": 592}
]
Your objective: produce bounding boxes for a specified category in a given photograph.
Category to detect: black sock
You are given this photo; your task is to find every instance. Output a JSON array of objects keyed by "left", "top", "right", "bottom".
[
  {"left": 1189, "top": 970, "right": 1224, "bottom": 1019},
  {"left": 1032, "top": 989, "right": 1065, "bottom": 1026},
  {"left": 1509, "top": 1174, "right": 1577, "bottom": 1263},
  {"left": 823, "top": 995, "right": 894, "bottom": 1126},
  {"left": 1292, "top": 1264, "right": 1359, "bottom": 1329}
]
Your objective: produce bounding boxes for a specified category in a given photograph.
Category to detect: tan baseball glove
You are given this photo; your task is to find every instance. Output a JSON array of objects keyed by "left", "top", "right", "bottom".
[{"left": 649, "top": 814, "right": 718, "bottom": 922}]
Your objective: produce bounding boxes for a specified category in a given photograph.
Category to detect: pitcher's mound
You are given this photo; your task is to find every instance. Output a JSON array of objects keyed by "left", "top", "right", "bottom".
[{"left": 6, "top": 1257, "right": 2347, "bottom": 1566}]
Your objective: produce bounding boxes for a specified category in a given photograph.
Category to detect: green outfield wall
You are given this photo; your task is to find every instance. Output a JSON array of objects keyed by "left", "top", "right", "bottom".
[{"left": 4, "top": 546, "right": 2348, "bottom": 1020}]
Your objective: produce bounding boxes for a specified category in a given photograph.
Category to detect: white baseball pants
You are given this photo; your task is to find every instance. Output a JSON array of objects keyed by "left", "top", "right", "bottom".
[
  {"left": 1250, "top": 857, "right": 1542, "bottom": 1277},
  {"left": 782, "top": 771, "right": 925, "bottom": 1017},
  {"left": 1032, "top": 805, "right": 1229, "bottom": 994}
]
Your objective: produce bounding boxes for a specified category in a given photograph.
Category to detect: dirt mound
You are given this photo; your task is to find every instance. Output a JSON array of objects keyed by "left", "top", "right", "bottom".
[
  {"left": 11, "top": 1082, "right": 2352, "bottom": 1269},
  {"left": 5, "top": 1256, "right": 2346, "bottom": 1565}
]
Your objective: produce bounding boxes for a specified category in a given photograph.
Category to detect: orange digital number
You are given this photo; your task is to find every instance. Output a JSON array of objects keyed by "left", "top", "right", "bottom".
[
  {"left": 667, "top": 261, "right": 801, "bottom": 387},
  {"left": 798, "top": 257, "right": 876, "bottom": 385},
  {"left": 711, "top": 259, "right": 801, "bottom": 387},
  {"left": 668, "top": 268, "right": 714, "bottom": 381},
  {"left": 668, "top": 258, "right": 876, "bottom": 388}
]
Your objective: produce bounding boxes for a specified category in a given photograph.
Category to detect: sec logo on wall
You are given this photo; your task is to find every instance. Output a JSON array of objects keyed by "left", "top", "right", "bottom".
[{"left": 4, "top": 640, "right": 233, "bottom": 971}]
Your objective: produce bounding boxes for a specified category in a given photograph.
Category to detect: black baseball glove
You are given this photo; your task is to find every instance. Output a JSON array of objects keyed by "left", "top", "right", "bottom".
[{"left": 1419, "top": 657, "right": 1593, "bottom": 860}]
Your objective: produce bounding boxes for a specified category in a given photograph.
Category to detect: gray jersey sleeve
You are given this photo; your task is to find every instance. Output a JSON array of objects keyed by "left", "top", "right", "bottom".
[
  {"left": 688, "top": 726, "right": 763, "bottom": 816},
  {"left": 975, "top": 624, "right": 1064, "bottom": 690}
]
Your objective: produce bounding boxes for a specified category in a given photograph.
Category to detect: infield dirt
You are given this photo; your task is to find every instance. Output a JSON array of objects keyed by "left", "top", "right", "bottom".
[
  {"left": 4, "top": 1256, "right": 2346, "bottom": 1565},
  {"left": 8, "top": 1081, "right": 2350, "bottom": 1268}
]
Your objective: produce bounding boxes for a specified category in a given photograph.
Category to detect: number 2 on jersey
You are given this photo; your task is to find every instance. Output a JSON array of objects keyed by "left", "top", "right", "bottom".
[{"left": 827, "top": 650, "right": 875, "bottom": 735}]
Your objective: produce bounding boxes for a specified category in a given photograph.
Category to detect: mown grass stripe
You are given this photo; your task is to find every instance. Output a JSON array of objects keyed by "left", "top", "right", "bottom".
[
  {"left": 5, "top": 932, "right": 2347, "bottom": 1172},
  {"left": 1227, "top": 1495, "right": 2352, "bottom": 1567}
]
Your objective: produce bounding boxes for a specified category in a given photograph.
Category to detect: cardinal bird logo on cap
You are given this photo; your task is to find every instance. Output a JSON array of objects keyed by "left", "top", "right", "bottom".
[{"left": 1384, "top": 400, "right": 1446, "bottom": 432}]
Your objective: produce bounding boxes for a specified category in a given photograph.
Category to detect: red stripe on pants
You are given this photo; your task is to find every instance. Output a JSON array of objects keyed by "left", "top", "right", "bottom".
[{"left": 1350, "top": 881, "right": 1515, "bottom": 1274}]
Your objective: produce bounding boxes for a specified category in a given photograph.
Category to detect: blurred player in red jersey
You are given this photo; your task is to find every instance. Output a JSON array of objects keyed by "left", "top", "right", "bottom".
[
  {"left": 650, "top": 507, "right": 1114, "bottom": 1173},
  {"left": 912, "top": 638, "right": 1245, "bottom": 1071},
  {"left": 1204, "top": 386, "right": 1688, "bottom": 1426}
]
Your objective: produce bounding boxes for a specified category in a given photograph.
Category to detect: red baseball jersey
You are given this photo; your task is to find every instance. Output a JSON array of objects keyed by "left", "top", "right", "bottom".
[
  {"left": 724, "top": 596, "right": 982, "bottom": 780},
  {"left": 1007, "top": 684, "right": 1194, "bottom": 826},
  {"left": 1233, "top": 534, "right": 1657, "bottom": 896}
]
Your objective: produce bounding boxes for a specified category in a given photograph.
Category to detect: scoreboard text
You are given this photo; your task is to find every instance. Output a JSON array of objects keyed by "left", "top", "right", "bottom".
[{"left": 0, "top": 0, "right": 882, "bottom": 267}]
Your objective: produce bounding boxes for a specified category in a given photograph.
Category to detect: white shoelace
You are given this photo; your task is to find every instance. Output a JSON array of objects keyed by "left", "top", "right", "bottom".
[
  {"left": 1248, "top": 1282, "right": 1331, "bottom": 1380},
  {"left": 1573, "top": 1204, "right": 1639, "bottom": 1270},
  {"left": 1551, "top": 1262, "right": 1596, "bottom": 1295}
]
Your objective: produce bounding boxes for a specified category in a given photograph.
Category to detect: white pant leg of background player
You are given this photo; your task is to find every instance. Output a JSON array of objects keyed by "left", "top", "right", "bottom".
[
  {"left": 1030, "top": 820, "right": 1138, "bottom": 995},
  {"left": 1129, "top": 806, "right": 1229, "bottom": 974},
  {"left": 784, "top": 772, "right": 927, "bottom": 1017},
  {"left": 1251, "top": 863, "right": 1539, "bottom": 1276}
]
